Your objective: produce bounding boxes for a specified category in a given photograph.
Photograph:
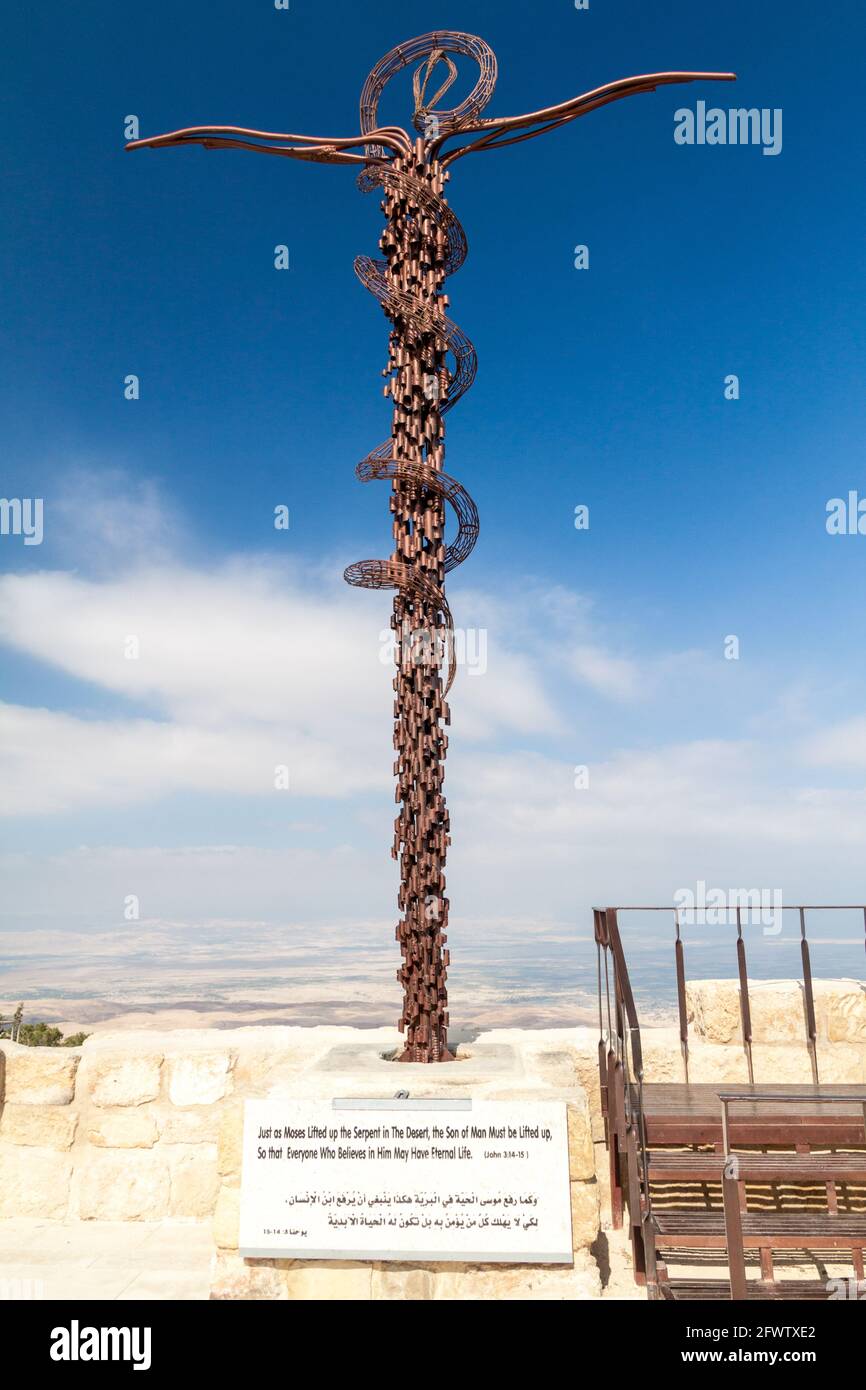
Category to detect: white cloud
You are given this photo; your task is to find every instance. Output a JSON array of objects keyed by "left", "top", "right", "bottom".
[
  {"left": 2, "top": 477, "right": 864, "bottom": 931},
  {"left": 802, "top": 716, "right": 866, "bottom": 769},
  {"left": 48, "top": 468, "right": 191, "bottom": 569},
  {"left": 565, "top": 643, "right": 639, "bottom": 700},
  {"left": 0, "top": 559, "right": 567, "bottom": 814},
  {"left": 0, "top": 703, "right": 380, "bottom": 814},
  {"left": 3, "top": 737, "right": 865, "bottom": 933}
]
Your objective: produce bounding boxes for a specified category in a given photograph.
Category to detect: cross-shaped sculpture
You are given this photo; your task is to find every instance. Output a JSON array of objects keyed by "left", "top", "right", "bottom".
[{"left": 128, "top": 31, "right": 734, "bottom": 1061}]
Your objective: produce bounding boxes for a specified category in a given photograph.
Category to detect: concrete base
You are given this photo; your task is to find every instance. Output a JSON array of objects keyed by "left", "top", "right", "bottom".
[{"left": 211, "top": 1031, "right": 601, "bottom": 1300}]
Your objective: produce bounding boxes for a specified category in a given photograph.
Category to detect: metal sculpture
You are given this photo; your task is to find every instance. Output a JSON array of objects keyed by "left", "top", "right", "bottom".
[{"left": 128, "top": 33, "right": 734, "bottom": 1061}]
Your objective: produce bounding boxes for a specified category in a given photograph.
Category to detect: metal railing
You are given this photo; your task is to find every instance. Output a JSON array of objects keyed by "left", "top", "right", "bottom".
[
  {"left": 593, "top": 903, "right": 866, "bottom": 1291},
  {"left": 595, "top": 904, "right": 866, "bottom": 1087}
]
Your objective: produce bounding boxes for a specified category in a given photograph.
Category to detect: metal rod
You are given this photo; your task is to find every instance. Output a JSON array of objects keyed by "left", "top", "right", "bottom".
[
  {"left": 736, "top": 908, "right": 755, "bottom": 1084},
  {"left": 799, "top": 907, "right": 820, "bottom": 1085},
  {"left": 674, "top": 911, "right": 690, "bottom": 1084}
]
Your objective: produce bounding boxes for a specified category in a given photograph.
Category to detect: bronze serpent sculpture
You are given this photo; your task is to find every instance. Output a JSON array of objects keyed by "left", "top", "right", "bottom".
[
  {"left": 127, "top": 32, "right": 734, "bottom": 1061},
  {"left": 345, "top": 164, "right": 479, "bottom": 700}
]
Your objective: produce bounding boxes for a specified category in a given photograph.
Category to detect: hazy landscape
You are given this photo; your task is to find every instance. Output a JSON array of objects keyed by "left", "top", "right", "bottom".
[
  {"left": 3, "top": 912, "right": 863, "bottom": 1039},
  {"left": 0, "top": 917, "right": 600, "bottom": 1038}
]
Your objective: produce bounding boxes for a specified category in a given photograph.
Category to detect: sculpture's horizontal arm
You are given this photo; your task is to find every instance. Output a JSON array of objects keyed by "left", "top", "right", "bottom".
[
  {"left": 436, "top": 70, "right": 736, "bottom": 164},
  {"left": 126, "top": 123, "right": 413, "bottom": 164}
]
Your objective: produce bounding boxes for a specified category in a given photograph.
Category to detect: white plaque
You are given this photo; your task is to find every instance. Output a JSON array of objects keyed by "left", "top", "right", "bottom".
[{"left": 238, "top": 1098, "right": 573, "bottom": 1262}]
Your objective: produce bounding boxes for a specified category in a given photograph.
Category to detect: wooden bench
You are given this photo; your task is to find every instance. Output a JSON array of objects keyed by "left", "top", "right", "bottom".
[
  {"left": 593, "top": 905, "right": 866, "bottom": 1297},
  {"left": 654, "top": 1094, "right": 866, "bottom": 1298}
]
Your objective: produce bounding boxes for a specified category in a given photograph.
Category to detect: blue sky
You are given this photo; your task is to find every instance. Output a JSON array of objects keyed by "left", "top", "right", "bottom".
[{"left": 1, "top": 0, "right": 865, "bottom": 990}]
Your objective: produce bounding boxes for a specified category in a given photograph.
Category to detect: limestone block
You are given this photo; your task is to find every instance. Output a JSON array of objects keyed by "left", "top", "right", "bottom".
[
  {"left": 371, "top": 1265, "right": 434, "bottom": 1300},
  {"left": 210, "top": 1251, "right": 288, "bottom": 1300},
  {"left": 160, "top": 1108, "right": 221, "bottom": 1145},
  {"left": 4, "top": 1050, "right": 79, "bottom": 1106},
  {"left": 570, "top": 1180, "right": 600, "bottom": 1249},
  {"left": 217, "top": 1100, "right": 244, "bottom": 1177},
  {"left": 640, "top": 1032, "right": 685, "bottom": 1084},
  {"left": 687, "top": 980, "right": 806, "bottom": 1045},
  {"left": 232, "top": 1049, "right": 302, "bottom": 1093},
  {"left": 77, "top": 1149, "right": 170, "bottom": 1220},
  {"left": 687, "top": 1043, "right": 750, "bottom": 1085},
  {"left": 86, "top": 1110, "right": 158, "bottom": 1148},
  {"left": 282, "top": 1262, "right": 373, "bottom": 1301},
  {"left": 566, "top": 1096, "right": 595, "bottom": 1181},
  {"left": 0, "top": 1104, "right": 78, "bottom": 1150},
  {"left": 750, "top": 1043, "right": 865, "bottom": 1085},
  {"left": 749, "top": 982, "right": 810, "bottom": 1043},
  {"left": 432, "top": 1250, "right": 601, "bottom": 1300},
  {"left": 86, "top": 1055, "right": 163, "bottom": 1108},
  {"left": 686, "top": 980, "right": 740, "bottom": 1044},
  {"left": 522, "top": 1047, "right": 582, "bottom": 1089},
  {"left": 813, "top": 981, "right": 866, "bottom": 1045},
  {"left": 569, "top": 1044, "right": 605, "bottom": 1133},
  {"left": 752, "top": 1044, "right": 813, "bottom": 1085},
  {"left": 569, "top": 1247, "right": 603, "bottom": 1298},
  {"left": 818, "top": 1046, "right": 866, "bottom": 1083},
  {"left": 0, "top": 1143, "right": 72, "bottom": 1218},
  {"left": 169, "top": 1145, "right": 220, "bottom": 1218},
  {"left": 213, "top": 1185, "right": 241, "bottom": 1250},
  {"left": 168, "top": 1052, "right": 233, "bottom": 1107}
]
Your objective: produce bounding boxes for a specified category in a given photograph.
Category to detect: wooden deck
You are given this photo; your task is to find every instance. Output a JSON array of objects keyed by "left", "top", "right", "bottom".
[{"left": 635, "top": 1083, "right": 866, "bottom": 1148}]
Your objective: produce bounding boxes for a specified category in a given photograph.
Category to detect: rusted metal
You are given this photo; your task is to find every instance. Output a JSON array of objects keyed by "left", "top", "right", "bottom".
[
  {"left": 735, "top": 908, "right": 755, "bottom": 1083},
  {"left": 597, "top": 905, "right": 866, "bottom": 1299},
  {"left": 594, "top": 914, "right": 609, "bottom": 1141},
  {"left": 673, "top": 913, "right": 689, "bottom": 1083},
  {"left": 799, "top": 908, "right": 820, "bottom": 1085},
  {"left": 126, "top": 34, "right": 734, "bottom": 1060}
]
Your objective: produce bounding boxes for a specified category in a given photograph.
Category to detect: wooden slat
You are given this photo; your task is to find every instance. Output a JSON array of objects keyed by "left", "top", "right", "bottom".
[
  {"left": 664, "top": 1279, "right": 833, "bottom": 1301},
  {"left": 634, "top": 1083, "right": 866, "bottom": 1147},
  {"left": 723, "top": 1171, "right": 747, "bottom": 1299},
  {"left": 648, "top": 1151, "right": 866, "bottom": 1183},
  {"left": 653, "top": 1210, "right": 866, "bottom": 1248}
]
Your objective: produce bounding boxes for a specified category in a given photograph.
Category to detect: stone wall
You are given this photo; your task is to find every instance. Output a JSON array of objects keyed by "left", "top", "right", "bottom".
[
  {"left": 1, "top": 979, "right": 863, "bottom": 1299},
  {"left": 0, "top": 1034, "right": 231, "bottom": 1222},
  {"left": 0, "top": 1027, "right": 600, "bottom": 1248}
]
